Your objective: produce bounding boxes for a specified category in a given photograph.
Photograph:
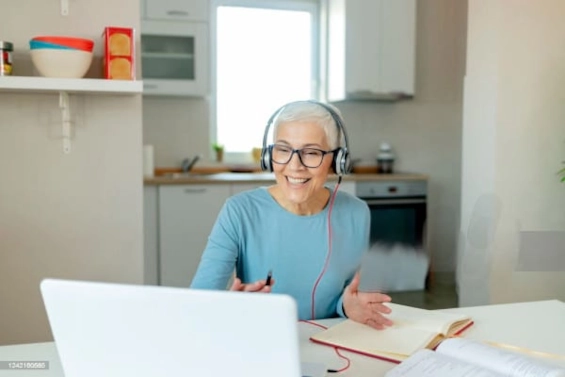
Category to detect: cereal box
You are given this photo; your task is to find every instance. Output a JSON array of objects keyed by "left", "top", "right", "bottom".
[{"left": 102, "top": 27, "right": 135, "bottom": 80}]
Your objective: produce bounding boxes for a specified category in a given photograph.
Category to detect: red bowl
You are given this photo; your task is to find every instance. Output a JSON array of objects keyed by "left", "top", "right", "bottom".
[{"left": 32, "top": 36, "right": 94, "bottom": 52}]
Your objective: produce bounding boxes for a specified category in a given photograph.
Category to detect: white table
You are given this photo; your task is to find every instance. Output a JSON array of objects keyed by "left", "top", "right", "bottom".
[{"left": 1, "top": 300, "right": 564, "bottom": 376}]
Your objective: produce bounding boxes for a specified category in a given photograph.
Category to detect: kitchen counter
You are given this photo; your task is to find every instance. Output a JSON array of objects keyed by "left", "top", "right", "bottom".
[{"left": 144, "top": 172, "right": 429, "bottom": 185}]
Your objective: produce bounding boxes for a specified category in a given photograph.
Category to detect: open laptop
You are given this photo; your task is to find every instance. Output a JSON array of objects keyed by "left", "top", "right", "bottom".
[{"left": 40, "top": 278, "right": 325, "bottom": 377}]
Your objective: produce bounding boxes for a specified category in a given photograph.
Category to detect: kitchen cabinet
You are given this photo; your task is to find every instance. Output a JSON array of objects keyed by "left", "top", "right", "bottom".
[
  {"left": 141, "top": 20, "right": 208, "bottom": 96},
  {"left": 143, "top": 186, "right": 159, "bottom": 285},
  {"left": 143, "top": 0, "right": 208, "bottom": 22},
  {"left": 158, "top": 184, "right": 230, "bottom": 287},
  {"left": 323, "top": 0, "right": 416, "bottom": 101}
]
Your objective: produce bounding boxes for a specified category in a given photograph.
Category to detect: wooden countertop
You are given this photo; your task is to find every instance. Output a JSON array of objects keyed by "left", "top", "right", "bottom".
[{"left": 144, "top": 172, "right": 429, "bottom": 185}]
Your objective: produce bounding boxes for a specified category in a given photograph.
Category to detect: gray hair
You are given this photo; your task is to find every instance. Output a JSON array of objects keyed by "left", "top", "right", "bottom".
[{"left": 271, "top": 101, "right": 343, "bottom": 150}]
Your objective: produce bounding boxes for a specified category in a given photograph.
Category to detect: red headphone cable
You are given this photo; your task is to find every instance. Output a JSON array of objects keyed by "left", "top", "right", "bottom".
[{"left": 310, "top": 176, "right": 342, "bottom": 320}]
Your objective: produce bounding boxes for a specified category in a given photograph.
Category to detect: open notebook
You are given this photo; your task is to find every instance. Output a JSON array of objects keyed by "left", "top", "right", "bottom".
[
  {"left": 310, "top": 303, "right": 473, "bottom": 363},
  {"left": 386, "top": 338, "right": 565, "bottom": 377}
]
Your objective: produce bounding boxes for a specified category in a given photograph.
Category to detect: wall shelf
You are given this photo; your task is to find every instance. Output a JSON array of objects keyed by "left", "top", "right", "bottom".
[
  {"left": 0, "top": 76, "right": 143, "bottom": 95},
  {"left": 0, "top": 76, "right": 143, "bottom": 154}
]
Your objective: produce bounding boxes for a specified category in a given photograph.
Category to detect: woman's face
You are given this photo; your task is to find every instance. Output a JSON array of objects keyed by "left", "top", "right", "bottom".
[{"left": 271, "top": 121, "right": 333, "bottom": 209}]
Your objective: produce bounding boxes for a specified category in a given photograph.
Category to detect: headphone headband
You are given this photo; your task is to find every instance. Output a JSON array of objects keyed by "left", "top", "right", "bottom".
[{"left": 260, "top": 100, "right": 351, "bottom": 175}]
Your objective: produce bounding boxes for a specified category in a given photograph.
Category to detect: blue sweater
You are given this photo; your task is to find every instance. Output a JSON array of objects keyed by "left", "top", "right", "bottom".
[{"left": 190, "top": 187, "right": 370, "bottom": 320}]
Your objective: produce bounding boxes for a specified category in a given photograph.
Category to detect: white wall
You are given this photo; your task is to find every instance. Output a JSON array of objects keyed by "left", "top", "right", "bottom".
[
  {"left": 458, "top": 0, "right": 565, "bottom": 306},
  {"left": 0, "top": 1, "right": 143, "bottom": 344},
  {"left": 143, "top": 0, "right": 468, "bottom": 273}
]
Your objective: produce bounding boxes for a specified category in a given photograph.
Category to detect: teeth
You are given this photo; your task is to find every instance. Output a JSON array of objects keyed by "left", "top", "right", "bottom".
[{"left": 288, "top": 177, "right": 308, "bottom": 184}]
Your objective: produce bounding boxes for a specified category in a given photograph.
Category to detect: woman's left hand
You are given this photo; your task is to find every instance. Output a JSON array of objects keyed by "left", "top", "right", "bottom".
[{"left": 342, "top": 272, "right": 394, "bottom": 330}]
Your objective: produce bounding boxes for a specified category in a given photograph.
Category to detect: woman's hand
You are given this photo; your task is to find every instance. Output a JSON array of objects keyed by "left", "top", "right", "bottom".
[
  {"left": 342, "top": 272, "right": 394, "bottom": 330},
  {"left": 230, "top": 277, "right": 274, "bottom": 293}
]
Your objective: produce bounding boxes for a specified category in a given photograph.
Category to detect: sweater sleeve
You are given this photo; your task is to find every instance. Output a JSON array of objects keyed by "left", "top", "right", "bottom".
[
  {"left": 336, "top": 199, "right": 371, "bottom": 318},
  {"left": 190, "top": 200, "right": 240, "bottom": 289}
]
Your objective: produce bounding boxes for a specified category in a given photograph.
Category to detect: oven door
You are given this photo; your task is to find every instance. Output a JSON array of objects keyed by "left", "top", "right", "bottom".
[
  {"left": 358, "top": 196, "right": 429, "bottom": 292},
  {"left": 363, "top": 197, "right": 427, "bottom": 248}
]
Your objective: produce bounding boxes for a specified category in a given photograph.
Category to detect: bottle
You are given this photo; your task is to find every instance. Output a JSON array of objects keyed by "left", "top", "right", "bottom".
[
  {"left": 0, "top": 41, "right": 13, "bottom": 76},
  {"left": 377, "top": 142, "right": 395, "bottom": 174}
]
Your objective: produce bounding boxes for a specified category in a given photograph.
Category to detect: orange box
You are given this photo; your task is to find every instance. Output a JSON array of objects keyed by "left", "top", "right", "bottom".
[{"left": 102, "top": 26, "right": 135, "bottom": 80}]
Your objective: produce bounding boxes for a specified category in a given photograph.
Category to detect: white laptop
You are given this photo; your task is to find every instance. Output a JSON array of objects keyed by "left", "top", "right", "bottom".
[{"left": 40, "top": 278, "right": 325, "bottom": 377}]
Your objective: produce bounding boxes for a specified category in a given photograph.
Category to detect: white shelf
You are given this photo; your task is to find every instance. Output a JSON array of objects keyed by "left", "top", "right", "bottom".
[{"left": 0, "top": 76, "right": 143, "bottom": 95}]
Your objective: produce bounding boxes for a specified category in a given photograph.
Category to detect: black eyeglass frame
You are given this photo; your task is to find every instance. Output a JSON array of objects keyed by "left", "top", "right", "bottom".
[{"left": 269, "top": 144, "right": 339, "bottom": 168}]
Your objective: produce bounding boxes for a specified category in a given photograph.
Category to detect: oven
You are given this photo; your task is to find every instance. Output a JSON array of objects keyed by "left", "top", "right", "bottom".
[{"left": 356, "top": 179, "right": 429, "bottom": 292}]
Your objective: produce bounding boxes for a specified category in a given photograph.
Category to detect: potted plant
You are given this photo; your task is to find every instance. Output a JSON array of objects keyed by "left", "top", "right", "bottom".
[
  {"left": 212, "top": 143, "right": 224, "bottom": 163},
  {"left": 559, "top": 163, "right": 565, "bottom": 182}
]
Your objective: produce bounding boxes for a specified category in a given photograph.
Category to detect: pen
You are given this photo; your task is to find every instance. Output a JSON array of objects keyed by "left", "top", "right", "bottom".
[{"left": 265, "top": 270, "right": 272, "bottom": 286}]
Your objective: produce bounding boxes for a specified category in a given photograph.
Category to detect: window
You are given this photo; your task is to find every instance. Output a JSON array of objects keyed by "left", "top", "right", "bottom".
[{"left": 212, "top": 0, "right": 319, "bottom": 160}]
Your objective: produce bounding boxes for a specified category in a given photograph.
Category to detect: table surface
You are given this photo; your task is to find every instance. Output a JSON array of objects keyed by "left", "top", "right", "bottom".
[{"left": 1, "top": 299, "right": 564, "bottom": 376}]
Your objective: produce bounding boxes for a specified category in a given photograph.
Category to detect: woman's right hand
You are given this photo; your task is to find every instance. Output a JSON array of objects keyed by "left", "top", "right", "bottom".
[{"left": 230, "top": 277, "right": 274, "bottom": 292}]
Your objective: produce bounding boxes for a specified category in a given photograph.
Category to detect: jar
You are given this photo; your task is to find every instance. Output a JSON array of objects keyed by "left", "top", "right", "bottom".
[
  {"left": 377, "top": 142, "right": 395, "bottom": 174},
  {"left": 0, "top": 41, "right": 13, "bottom": 76}
]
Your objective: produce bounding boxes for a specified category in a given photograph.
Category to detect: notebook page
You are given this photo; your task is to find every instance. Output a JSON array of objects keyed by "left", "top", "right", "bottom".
[
  {"left": 386, "top": 303, "right": 470, "bottom": 335},
  {"left": 384, "top": 349, "right": 504, "bottom": 377},
  {"left": 311, "top": 319, "right": 437, "bottom": 357},
  {"left": 437, "top": 338, "right": 565, "bottom": 377}
]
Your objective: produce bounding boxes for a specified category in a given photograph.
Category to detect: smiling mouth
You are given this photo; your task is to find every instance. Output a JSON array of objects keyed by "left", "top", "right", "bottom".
[{"left": 286, "top": 176, "right": 310, "bottom": 185}]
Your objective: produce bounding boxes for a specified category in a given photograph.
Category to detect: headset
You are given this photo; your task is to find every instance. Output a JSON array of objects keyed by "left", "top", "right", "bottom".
[{"left": 260, "top": 100, "right": 351, "bottom": 176}]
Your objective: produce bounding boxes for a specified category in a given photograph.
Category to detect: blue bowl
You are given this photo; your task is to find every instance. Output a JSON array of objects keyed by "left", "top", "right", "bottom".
[{"left": 29, "top": 40, "right": 75, "bottom": 50}]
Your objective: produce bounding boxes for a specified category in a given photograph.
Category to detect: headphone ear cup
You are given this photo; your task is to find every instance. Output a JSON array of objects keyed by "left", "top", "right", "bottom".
[
  {"left": 332, "top": 148, "right": 343, "bottom": 175},
  {"left": 260, "top": 145, "right": 273, "bottom": 172},
  {"left": 332, "top": 148, "right": 351, "bottom": 176},
  {"left": 342, "top": 148, "right": 351, "bottom": 175}
]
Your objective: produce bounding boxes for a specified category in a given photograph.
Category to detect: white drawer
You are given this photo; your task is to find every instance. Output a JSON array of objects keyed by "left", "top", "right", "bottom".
[{"left": 144, "top": 0, "right": 208, "bottom": 22}]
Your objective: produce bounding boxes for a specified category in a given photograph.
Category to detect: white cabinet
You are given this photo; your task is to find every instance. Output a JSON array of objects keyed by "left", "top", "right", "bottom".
[
  {"left": 324, "top": 0, "right": 416, "bottom": 101},
  {"left": 140, "top": 0, "right": 209, "bottom": 96},
  {"left": 158, "top": 184, "right": 230, "bottom": 287},
  {"left": 143, "top": 0, "right": 208, "bottom": 22},
  {"left": 143, "top": 186, "right": 159, "bottom": 285},
  {"left": 141, "top": 21, "right": 208, "bottom": 96}
]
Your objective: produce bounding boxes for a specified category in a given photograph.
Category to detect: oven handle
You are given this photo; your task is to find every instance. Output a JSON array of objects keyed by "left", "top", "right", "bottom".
[{"left": 363, "top": 198, "right": 427, "bottom": 205}]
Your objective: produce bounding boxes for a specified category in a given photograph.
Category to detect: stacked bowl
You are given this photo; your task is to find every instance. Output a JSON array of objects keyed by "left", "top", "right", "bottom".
[{"left": 29, "top": 36, "right": 94, "bottom": 78}]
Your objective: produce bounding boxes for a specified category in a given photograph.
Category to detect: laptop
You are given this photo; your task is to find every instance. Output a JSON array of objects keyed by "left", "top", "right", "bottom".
[{"left": 40, "top": 278, "right": 324, "bottom": 377}]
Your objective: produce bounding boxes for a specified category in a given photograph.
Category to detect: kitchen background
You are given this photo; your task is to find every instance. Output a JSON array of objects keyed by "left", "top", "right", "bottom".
[
  {"left": 144, "top": 0, "right": 467, "bottom": 275},
  {"left": 1, "top": 0, "right": 564, "bottom": 346}
]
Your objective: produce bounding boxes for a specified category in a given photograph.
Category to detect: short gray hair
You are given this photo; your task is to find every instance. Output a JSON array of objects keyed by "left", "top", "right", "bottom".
[{"left": 271, "top": 101, "right": 343, "bottom": 150}]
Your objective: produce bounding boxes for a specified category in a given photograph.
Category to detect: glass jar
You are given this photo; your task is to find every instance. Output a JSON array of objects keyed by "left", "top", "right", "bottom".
[{"left": 0, "top": 41, "right": 13, "bottom": 76}]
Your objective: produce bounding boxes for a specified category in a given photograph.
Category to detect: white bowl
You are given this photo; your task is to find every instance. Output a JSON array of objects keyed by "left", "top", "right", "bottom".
[{"left": 30, "top": 49, "right": 93, "bottom": 78}]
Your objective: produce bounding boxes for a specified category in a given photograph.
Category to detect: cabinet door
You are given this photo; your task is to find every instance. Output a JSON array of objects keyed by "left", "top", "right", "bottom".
[
  {"left": 141, "top": 21, "right": 208, "bottom": 96},
  {"left": 159, "top": 184, "right": 230, "bottom": 287},
  {"left": 144, "top": 0, "right": 208, "bottom": 22},
  {"left": 326, "top": 0, "right": 416, "bottom": 100},
  {"left": 144, "top": 186, "right": 159, "bottom": 286}
]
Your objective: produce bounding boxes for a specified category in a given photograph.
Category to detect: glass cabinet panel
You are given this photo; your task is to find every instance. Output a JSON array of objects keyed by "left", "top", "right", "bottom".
[
  {"left": 141, "top": 35, "right": 195, "bottom": 80},
  {"left": 140, "top": 21, "right": 208, "bottom": 96}
]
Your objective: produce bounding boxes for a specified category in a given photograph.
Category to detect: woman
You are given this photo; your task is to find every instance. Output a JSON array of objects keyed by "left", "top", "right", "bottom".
[{"left": 191, "top": 100, "right": 393, "bottom": 329}]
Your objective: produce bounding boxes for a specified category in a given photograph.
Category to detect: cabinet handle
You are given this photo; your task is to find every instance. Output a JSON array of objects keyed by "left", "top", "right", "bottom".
[
  {"left": 184, "top": 188, "right": 207, "bottom": 194},
  {"left": 166, "top": 10, "right": 190, "bottom": 16},
  {"left": 144, "top": 83, "right": 158, "bottom": 90}
]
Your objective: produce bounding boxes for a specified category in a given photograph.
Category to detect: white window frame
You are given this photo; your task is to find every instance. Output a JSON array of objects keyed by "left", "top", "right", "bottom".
[{"left": 210, "top": 0, "right": 320, "bottom": 163}]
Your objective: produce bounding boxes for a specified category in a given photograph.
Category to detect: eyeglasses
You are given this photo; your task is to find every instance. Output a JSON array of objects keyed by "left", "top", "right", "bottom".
[{"left": 270, "top": 144, "right": 337, "bottom": 168}]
